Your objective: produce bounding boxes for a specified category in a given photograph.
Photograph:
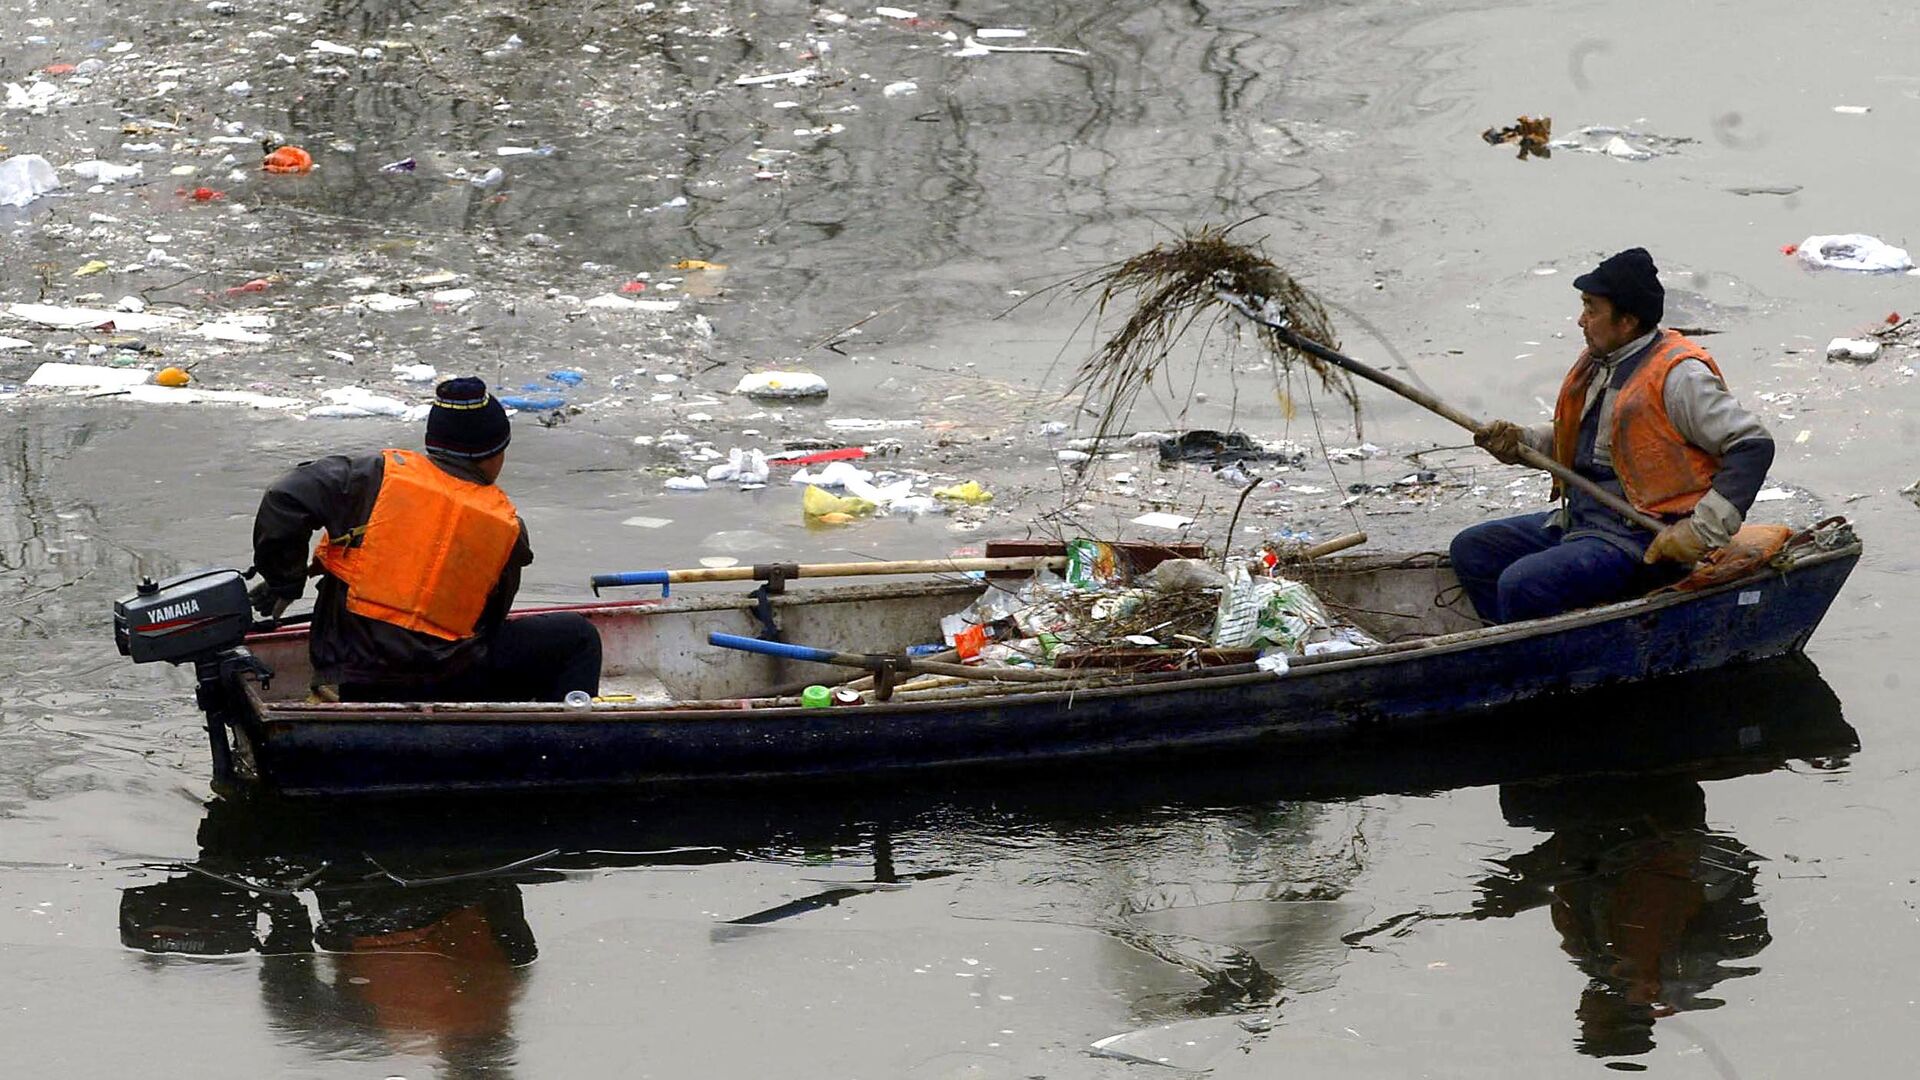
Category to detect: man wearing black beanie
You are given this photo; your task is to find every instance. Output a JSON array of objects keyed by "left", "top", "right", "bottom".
[
  {"left": 1448, "top": 248, "right": 1776, "bottom": 624},
  {"left": 250, "top": 377, "right": 602, "bottom": 702}
]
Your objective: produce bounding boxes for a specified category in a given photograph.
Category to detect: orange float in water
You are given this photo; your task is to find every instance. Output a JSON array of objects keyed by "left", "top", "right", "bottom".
[
  {"left": 261, "top": 146, "right": 313, "bottom": 174},
  {"left": 154, "top": 367, "right": 191, "bottom": 388}
]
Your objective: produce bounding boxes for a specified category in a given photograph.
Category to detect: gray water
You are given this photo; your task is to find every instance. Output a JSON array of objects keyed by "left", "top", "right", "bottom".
[{"left": 2, "top": 0, "right": 1917, "bottom": 1076}]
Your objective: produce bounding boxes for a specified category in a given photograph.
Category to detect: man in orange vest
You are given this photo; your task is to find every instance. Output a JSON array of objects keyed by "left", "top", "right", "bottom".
[
  {"left": 250, "top": 377, "right": 602, "bottom": 701},
  {"left": 1449, "top": 249, "right": 1775, "bottom": 623}
]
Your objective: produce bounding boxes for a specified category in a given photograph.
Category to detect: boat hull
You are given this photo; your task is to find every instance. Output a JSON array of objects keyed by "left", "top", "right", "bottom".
[{"left": 231, "top": 546, "right": 1860, "bottom": 797}]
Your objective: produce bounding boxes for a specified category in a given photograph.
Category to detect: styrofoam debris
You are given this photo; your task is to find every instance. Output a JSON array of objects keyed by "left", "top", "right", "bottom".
[
  {"left": 584, "top": 293, "right": 683, "bottom": 313},
  {"left": 5, "top": 303, "right": 180, "bottom": 332},
  {"left": 735, "top": 67, "right": 817, "bottom": 87},
  {"left": 882, "top": 81, "right": 918, "bottom": 97},
  {"left": 665, "top": 475, "right": 709, "bottom": 491},
  {"left": 24, "top": 363, "right": 153, "bottom": 390},
  {"left": 1131, "top": 511, "right": 1196, "bottom": 530},
  {"left": 391, "top": 363, "right": 437, "bottom": 383},
  {"left": 621, "top": 516, "right": 673, "bottom": 529},
  {"left": 121, "top": 385, "right": 302, "bottom": 408},
  {"left": 1826, "top": 337, "right": 1882, "bottom": 361},
  {"left": 1753, "top": 487, "right": 1793, "bottom": 503},
  {"left": 349, "top": 292, "right": 420, "bottom": 313},
  {"left": 734, "top": 370, "right": 828, "bottom": 399},
  {"left": 1602, "top": 135, "right": 1653, "bottom": 161},
  {"left": 196, "top": 316, "right": 273, "bottom": 343},
  {"left": 309, "top": 386, "right": 418, "bottom": 419},
  {"left": 67, "top": 160, "right": 144, "bottom": 184},
  {"left": 0, "top": 336, "right": 31, "bottom": 351},
  {"left": 825, "top": 417, "right": 920, "bottom": 431}
]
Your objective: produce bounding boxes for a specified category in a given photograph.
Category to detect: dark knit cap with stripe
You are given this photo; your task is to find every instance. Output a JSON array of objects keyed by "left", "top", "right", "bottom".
[{"left": 425, "top": 377, "right": 512, "bottom": 459}]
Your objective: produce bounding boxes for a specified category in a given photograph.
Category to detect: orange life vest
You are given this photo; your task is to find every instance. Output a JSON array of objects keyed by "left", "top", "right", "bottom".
[
  {"left": 1552, "top": 330, "right": 1724, "bottom": 517},
  {"left": 315, "top": 448, "right": 520, "bottom": 641}
]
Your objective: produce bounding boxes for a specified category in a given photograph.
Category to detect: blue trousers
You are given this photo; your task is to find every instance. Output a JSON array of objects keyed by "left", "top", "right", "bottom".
[{"left": 1449, "top": 512, "right": 1664, "bottom": 625}]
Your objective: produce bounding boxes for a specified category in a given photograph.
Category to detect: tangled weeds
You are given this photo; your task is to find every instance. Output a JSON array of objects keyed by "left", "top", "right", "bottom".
[{"left": 1070, "top": 224, "right": 1360, "bottom": 442}]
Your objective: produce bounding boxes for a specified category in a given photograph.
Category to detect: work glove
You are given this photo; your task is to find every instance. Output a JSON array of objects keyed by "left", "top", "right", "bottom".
[
  {"left": 1644, "top": 518, "right": 1710, "bottom": 565},
  {"left": 1474, "top": 420, "right": 1528, "bottom": 465},
  {"left": 248, "top": 579, "right": 293, "bottom": 620}
]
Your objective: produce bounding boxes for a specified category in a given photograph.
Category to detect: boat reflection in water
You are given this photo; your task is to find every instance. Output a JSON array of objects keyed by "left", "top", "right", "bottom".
[{"left": 119, "top": 656, "right": 1855, "bottom": 1073}]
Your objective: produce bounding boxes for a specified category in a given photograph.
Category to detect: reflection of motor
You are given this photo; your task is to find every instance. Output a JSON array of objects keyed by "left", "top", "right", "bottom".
[{"left": 112, "top": 569, "right": 272, "bottom": 786}]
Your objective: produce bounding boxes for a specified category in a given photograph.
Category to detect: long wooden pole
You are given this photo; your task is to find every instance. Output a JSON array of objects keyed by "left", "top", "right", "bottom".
[
  {"left": 1219, "top": 291, "right": 1667, "bottom": 534},
  {"left": 593, "top": 555, "right": 1067, "bottom": 593}
]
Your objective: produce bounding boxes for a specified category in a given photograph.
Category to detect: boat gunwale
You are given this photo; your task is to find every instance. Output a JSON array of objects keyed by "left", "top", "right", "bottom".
[{"left": 250, "top": 542, "right": 1861, "bottom": 726}]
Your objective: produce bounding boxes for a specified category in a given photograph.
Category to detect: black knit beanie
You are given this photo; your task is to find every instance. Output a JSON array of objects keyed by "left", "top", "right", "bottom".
[
  {"left": 1573, "top": 247, "right": 1664, "bottom": 329},
  {"left": 425, "top": 377, "right": 512, "bottom": 459}
]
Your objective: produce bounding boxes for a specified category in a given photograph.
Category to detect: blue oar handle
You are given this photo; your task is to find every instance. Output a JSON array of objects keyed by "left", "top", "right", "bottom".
[
  {"left": 591, "top": 570, "right": 671, "bottom": 597},
  {"left": 707, "top": 632, "right": 843, "bottom": 665}
]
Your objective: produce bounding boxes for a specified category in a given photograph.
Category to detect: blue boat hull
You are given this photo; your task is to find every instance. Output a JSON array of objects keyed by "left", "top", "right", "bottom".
[{"left": 228, "top": 546, "right": 1860, "bottom": 797}]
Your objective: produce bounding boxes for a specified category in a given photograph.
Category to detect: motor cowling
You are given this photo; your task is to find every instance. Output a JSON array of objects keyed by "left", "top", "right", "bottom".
[{"left": 114, "top": 569, "right": 253, "bottom": 665}]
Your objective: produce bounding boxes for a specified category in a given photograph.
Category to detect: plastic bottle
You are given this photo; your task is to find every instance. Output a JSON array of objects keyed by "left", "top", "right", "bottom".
[
  {"left": 564, "top": 690, "right": 593, "bottom": 709},
  {"left": 801, "top": 685, "right": 832, "bottom": 708}
]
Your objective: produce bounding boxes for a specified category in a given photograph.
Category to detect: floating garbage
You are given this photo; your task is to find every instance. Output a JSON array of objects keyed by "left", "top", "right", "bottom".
[
  {"left": 705, "top": 448, "right": 770, "bottom": 486},
  {"left": 1481, "top": 115, "right": 1552, "bottom": 160},
  {"left": 802, "top": 484, "right": 875, "bottom": 520},
  {"left": 931, "top": 480, "right": 992, "bottom": 504},
  {"left": 24, "top": 362, "right": 155, "bottom": 390},
  {"left": 69, "top": 160, "right": 143, "bottom": 184},
  {"left": 154, "top": 367, "right": 191, "bottom": 388},
  {"left": 498, "top": 393, "right": 566, "bottom": 411},
  {"left": 664, "top": 476, "right": 709, "bottom": 492},
  {"left": 1826, "top": 337, "right": 1882, "bottom": 362},
  {"left": 1159, "top": 430, "right": 1303, "bottom": 464},
  {"left": 309, "top": 386, "right": 420, "bottom": 419},
  {"left": 791, "top": 460, "right": 872, "bottom": 488},
  {"left": 584, "top": 293, "right": 682, "bottom": 313},
  {"left": 1791, "top": 234, "right": 1913, "bottom": 273},
  {"left": 0, "top": 154, "right": 60, "bottom": 208},
  {"left": 1131, "top": 511, "right": 1196, "bottom": 530},
  {"left": 734, "top": 371, "right": 829, "bottom": 399},
  {"left": 261, "top": 146, "right": 313, "bottom": 174},
  {"left": 391, "top": 363, "right": 437, "bottom": 383}
]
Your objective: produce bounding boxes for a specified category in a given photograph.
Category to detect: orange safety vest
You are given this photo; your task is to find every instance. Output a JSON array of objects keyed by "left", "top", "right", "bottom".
[
  {"left": 315, "top": 448, "right": 521, "bottom": 641},
  {"left": 1552, "top": 330, "right": 1724, "bottom": 517}
]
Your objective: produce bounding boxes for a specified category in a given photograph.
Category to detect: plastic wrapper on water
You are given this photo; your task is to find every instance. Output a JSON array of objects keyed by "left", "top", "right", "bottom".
[{"left": 0, "top": 154, "right": 60, "bottom": 208}]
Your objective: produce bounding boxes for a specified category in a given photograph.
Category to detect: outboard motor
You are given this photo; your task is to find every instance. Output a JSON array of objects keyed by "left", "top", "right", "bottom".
[
  {"left": 114, "top": 569, "right": 274, "bottom": 787},
  {"left": 114, "top": 569, "right": 253, "bottom": 664}
]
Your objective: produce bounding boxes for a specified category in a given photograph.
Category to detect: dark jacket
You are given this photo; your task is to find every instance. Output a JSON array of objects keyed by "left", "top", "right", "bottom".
[{"left": 252, "top": 450, "right": 533, "bottom": 688}]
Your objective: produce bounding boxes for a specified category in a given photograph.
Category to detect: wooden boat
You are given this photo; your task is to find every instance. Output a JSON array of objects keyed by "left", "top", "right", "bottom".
[{"left": 174, "top": 521, "right": 1862, "bottom": 798}]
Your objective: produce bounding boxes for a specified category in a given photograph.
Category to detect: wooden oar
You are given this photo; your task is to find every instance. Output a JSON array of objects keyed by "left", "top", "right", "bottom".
[
  {"left": 1217, "top": 290, "right": 1666, "bottom": 534},
  {"left": 592, "top": 555, "right": 1067, "bottom": 595}
]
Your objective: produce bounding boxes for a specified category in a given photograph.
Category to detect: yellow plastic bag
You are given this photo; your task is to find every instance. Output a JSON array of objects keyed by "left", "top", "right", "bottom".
[
  {"left": 932, "top": 480, "right": 993, "bottom": 504},
  {"left": 803, "top": 485, "right": 875, "bottom": 521}
]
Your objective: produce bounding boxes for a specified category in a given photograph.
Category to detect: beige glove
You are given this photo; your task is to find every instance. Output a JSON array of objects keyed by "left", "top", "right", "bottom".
[
  {"left": 1644, "top": 518, "right": 1709, "bottom": 565},
  {"left": 1474, "top": 420, "right": 1528, "bottom": 465}
]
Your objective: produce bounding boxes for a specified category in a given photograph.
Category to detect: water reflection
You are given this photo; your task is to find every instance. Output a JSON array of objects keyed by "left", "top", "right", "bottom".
[
  {"left": 1478, "top": 776, "right": 1771, "bottom": 1059},
  {"left": 117, "top": 657, "right": 1855, "bottom": 1073},
  {"left": 123, "top": 869, "right": 538, "bottom": 1073}
]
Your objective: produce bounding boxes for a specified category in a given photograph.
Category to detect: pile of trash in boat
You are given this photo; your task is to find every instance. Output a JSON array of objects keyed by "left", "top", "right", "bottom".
[{"left": 933, "top": 540, "right": 1376, "bottom": 675}]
